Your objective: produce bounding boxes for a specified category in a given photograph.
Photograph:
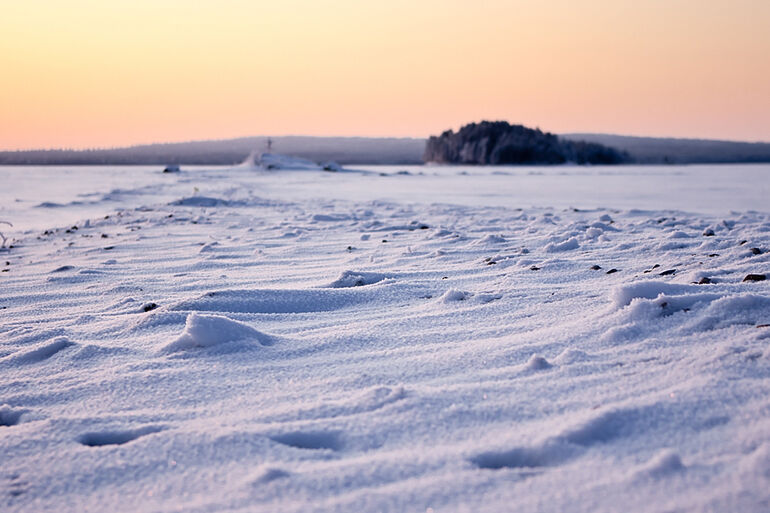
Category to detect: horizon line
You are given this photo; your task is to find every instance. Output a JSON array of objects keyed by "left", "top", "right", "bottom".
[{"left": 2, "top": 129, "right": 770, "bottom": 153}]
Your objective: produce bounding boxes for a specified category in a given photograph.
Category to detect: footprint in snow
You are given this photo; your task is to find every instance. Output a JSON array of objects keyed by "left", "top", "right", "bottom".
[{"left": 0, "top": 405, "right": 26, "bottom": 427}]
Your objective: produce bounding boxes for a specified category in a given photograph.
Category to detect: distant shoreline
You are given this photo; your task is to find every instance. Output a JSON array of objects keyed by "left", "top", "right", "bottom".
[{"left": 1, "top": 133, "right": 770, "bottom": 166}]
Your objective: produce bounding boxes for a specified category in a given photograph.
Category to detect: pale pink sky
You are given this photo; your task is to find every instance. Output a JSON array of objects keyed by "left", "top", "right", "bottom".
[{"left": 1, "top": 0, "right": 769, "bottom": 150}]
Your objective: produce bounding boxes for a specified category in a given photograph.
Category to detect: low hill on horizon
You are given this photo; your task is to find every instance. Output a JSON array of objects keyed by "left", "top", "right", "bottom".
[{"left": 0, "top": 136, "right": 425, "bottom": 166}]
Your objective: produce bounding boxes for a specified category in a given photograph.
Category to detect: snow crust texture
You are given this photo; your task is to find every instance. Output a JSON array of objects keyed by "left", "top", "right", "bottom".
[{"left": 1, "top": 166, "right": 769, "bottom": 512}]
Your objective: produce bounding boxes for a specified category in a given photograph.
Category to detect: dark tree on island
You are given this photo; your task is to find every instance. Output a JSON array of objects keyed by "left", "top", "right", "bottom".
[{"left": 423, "top": 121, "right": 630, "bottom": 165}]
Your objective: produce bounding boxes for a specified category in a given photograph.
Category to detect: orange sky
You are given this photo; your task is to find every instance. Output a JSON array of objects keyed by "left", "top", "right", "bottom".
[{"left": 1, "top": 0, "right": 769, "bottom": 150}]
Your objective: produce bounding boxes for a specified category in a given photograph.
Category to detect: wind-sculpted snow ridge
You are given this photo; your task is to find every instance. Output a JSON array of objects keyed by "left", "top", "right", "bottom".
[
  {"left": 77, "top": 425, "right": 165, "bottom": 447},
  {"left": 0, "top": 337, "right": 76, "bottom": 365},
  {"left": 168, "top": 285, "right": 397, "bottom": 314},
  {"left": 1, "top": 178, "right": 769, "bottom": 513}
]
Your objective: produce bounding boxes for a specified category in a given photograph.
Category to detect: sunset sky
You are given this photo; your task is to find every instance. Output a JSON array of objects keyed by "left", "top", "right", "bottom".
[{"left": 1, "top": 0, "right": 769, "bottom": 150}]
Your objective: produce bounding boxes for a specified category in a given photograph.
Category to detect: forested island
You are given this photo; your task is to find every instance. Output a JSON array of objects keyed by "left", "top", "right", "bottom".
[{"left": 423, "top": 121, "right": 629, "bottom": 165}]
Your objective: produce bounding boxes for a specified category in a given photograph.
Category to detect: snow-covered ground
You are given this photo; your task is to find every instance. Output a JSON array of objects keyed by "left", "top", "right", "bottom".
[{"left": 1, "top": 163, "right": 769, "bottom": 512}]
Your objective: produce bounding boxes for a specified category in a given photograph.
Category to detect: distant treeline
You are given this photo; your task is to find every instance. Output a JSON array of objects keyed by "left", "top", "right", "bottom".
[
  {"left": 424, "top": 121, "right": 629, "bottom": 165},
  {"left": 561, "top": 133, "right": 770, "bottom": 164},
  {"left": 0, "top": 136, "right": 425, "bottom": 166}
]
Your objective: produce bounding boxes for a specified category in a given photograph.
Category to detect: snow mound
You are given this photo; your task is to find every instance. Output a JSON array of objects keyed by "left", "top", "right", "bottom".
[
  {"left": 473, "top": 234, "right": 507, "bottom": 245},
  {"left": 598, "top": 214, "right": 614, "bottom": 223},
  {"left": 631, "top": 449, "right": 685, "bottom": 480},
  {"left": 554, "top": 348, "right": 594, "bottom": 365},
  {"left": 524, "top": 354, "right": 552, "bottom": 371},
  {"left": 440, "top": 289, "right": 471, "bottom": 302},
  {"left": 591, "top": 220, "right": 619, "bottom": 232},
  {"left": 545, "top": 237, "right": 580, "bottom": 252},
  {"left": 612, "top": 281, "right": 699, "bottom": 308},
  {"left": 326, "top": 270, "right": 391, "bottom": 288},
  {"left": 613, "top": 282, "right": 770, "bottom": 328},
  {"left": 198, "top": 242, "right": 219, "bottom": 253},
  {"left": 604, "top": 278, "right": 770, "bottom": 345},
  {"left": 682, "top": 294, "right": 770, "bottom": 331},
  {"left": 162, "top": 313, "right": 275, "bottom": 353}
]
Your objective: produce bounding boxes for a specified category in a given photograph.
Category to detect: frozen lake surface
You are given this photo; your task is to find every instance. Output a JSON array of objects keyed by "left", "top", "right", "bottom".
[
  {"left": 1, "top": 164, "right": 769, "bottom": 235},
  {"left": 1, "top": 163, "right": 769, "bottom": 512}
]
